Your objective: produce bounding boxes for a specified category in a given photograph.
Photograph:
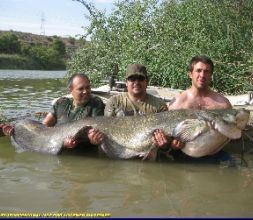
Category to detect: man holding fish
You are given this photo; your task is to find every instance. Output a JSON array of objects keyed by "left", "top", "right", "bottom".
[
  {"left": 167, "top": 55, "right": 233, "bottom": 162},
  {"left": 42, "top": 73, "right": 105, "bottom": 149},
  {"left": 104, "top": 63, "right": 183, "bottom": 153},
  {"left": 4, "top": 56, "right": 248, "bottom": 162}
]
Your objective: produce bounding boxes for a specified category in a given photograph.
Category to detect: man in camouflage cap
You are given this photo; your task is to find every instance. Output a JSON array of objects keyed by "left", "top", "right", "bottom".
[
  {"left": 105, "top": 63, "right": 164, "bottom": 116},
  {"left": 104, "top": 63, "right": 183, "bottom": 159},
  {"left": 125, "top": 63, "right": 148, "bottom": 79}
]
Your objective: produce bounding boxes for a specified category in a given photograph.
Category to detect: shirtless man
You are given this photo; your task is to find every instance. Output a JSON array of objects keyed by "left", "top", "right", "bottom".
[
  {"left": 168, "top": 55, "right": 232, "bottom": 110},
  {"left": 168, "top": 55, "right": 233, "bottom": 163}
]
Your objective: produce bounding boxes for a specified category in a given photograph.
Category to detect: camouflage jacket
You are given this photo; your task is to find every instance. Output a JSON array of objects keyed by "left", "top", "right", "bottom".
[
  {"left": 50, "top": 95, "right": 105, "bottom": 125},
  {"left": 104, "top": 92, "right": 167, "bottom": 117}
]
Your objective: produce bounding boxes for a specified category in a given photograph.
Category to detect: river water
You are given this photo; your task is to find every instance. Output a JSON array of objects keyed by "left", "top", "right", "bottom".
[{"left": 0, "top": 70, "right": 253, "bottom": 217}]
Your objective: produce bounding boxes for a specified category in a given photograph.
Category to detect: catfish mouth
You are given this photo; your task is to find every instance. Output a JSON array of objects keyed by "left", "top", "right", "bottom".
[
  {"left": 214, "top": 109, "right": 250, "bottom": 140},
  {"left": 234, "top": 109, "right": 250, "bottom": 129},
  {"left": 225, "top": 108, "right": 250, "bottom": 130}
]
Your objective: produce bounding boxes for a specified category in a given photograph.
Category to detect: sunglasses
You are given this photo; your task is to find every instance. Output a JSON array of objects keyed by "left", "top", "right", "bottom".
[{"left": 127, "top": 75, "right": 146, "bottom": 82}]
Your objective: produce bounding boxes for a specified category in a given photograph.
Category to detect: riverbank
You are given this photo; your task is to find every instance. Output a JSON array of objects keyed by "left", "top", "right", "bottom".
[
  {"left": 0, "top": 53, "right": 66, "bottom": 70},
  {"left": 0, "top": 30, "right": 82, "bottom": 70}
]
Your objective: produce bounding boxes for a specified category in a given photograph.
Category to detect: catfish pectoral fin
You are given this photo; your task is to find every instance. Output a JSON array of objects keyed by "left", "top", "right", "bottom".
[{"left": 173, "top": 119, "right": 209, "bottom": 142}]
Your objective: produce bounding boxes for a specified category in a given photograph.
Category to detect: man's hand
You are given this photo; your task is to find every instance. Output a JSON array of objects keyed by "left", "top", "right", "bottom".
[
  {"left": 152, "top": 129, "right": 185, "bottom": 150},
  {"left": 171, "top": 139, "right": 185, "bottom": 150},
  {"left": 87, "top": 128, "right": 104, "bottom": 145},
  {"left": 63, "top": 136, "right": 77, "bottom": 149},
  {"left": 152, "top": 129, "right": 169, "bottom": 149},
  {"left": 1, "top": 124, "right": 14, "bottom": 136}
]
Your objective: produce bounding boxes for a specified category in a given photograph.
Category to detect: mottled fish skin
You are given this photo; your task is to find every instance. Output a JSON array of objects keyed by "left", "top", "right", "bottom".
[{"left": 11, "top": 108, "right": 250, "bottom": 159}]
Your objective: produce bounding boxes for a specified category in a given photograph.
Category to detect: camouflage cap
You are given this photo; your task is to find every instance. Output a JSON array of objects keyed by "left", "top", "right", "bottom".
[{"left": 125, "top": 64, "right": 148, "bottom": 79}]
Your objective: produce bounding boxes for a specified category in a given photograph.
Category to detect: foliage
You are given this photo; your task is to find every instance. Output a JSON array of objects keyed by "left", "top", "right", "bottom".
[
  {"left": 25, "top": 44, "right": 66, "bottom": 70},
  {"left": 68, "top": 0, "right": 253, "bottom": 94},
  {"left": 0, "top": 32, "right": 21, "bottom": 54},
  {"left": 0, "top": 32, "right": 66, "bottom": 70},
  {"left": 0, "top": 49, "right": 65, "bottom": 70},
  {"left": 51, "top": 38, "right": 66, "bottom": 57},
  {"left": 68, "top": 37, "right": 76, "bottom": 45},
  {"left": 0, "top": 53, "right": 31, "bottom": 69}
]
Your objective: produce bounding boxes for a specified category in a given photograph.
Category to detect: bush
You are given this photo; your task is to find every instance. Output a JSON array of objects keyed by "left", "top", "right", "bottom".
[
  {"left": 0, "top": 53, "right": 32, "bottom": 69},
  {"left": 68, "top": 0, "right": 253, "bottom": 94},
  {"left": 0, "top": 32, "right": 21, "bottom": 54}
]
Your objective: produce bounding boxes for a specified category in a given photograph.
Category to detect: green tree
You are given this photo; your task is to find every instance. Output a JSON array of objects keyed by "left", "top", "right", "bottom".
[
  {"left": 26, "top": 44, "right": 65, "bottom": 70},
  {"left": 0, "top": 32, "right": 21, "bottom": 54},
  {"left": 68, "top": 0, "right": 253, "bottom": 94},
  {"left": 51, "top": 38, "right": 66, "bottom": 57}
]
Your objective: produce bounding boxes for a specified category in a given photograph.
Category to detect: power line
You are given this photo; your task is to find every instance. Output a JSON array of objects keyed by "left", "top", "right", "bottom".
[{"left": 40, "top": 12, "right": 46, "bottom": 36}]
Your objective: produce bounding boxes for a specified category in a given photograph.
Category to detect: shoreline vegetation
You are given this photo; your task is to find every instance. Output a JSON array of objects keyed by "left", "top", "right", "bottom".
[
  {"left": 0, "top": 30, "right": 82, "bottom": 70},
  {"left": 68, "top": 0, "right": 253, "bottom": 95},
  {"left": 0, "top": 53, "right": 66, "bottom": 70},
  {"left": 0, "top": 53, "right": 65, "bottom": 70}
]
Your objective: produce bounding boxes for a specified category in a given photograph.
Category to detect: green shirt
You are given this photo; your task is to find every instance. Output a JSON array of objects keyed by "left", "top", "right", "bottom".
[
  {"left": 50, "top": 95, "right": 105, "bottom": 125},
  {"left": 104, "top": 93, "right": 167, "bottom": 117}
]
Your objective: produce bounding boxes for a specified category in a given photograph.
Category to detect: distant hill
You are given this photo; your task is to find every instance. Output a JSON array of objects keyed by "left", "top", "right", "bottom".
[
  {"left": 0, "top": 30, "right": 83, "bottom": 54},
  {"left": 0, "top": 30, "right": 86, "bottom": 70}
]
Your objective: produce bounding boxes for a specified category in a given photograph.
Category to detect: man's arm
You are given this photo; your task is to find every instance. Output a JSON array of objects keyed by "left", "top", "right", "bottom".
[
  {"left": 42, "top": 113, "right": 82, "bottom": 149},
  {"left": 42, "top": 113, "right": 56, "bottom": 127},
  {"left": 91, "top": 96, "right": 105, "bottom": 116},
  {"left": 104, "top": 96, "right": 117, "bottom": 117},
  {"left": 224, "top": 100, "right": 232, "bottom": 109},
  {"left": 167, "top": 92, "right": 186, "bottom": 110},
  {"left": 167, "top": 97, "right": 176, "bottom": 110},
  {"left": 219, "top": 96, "right": 232, "bottom": 109}
]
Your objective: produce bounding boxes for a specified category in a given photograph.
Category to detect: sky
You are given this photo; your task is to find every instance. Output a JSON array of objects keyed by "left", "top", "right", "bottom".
[{"left": 0, "top": 0, "right": 114, "bottom": 38}]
